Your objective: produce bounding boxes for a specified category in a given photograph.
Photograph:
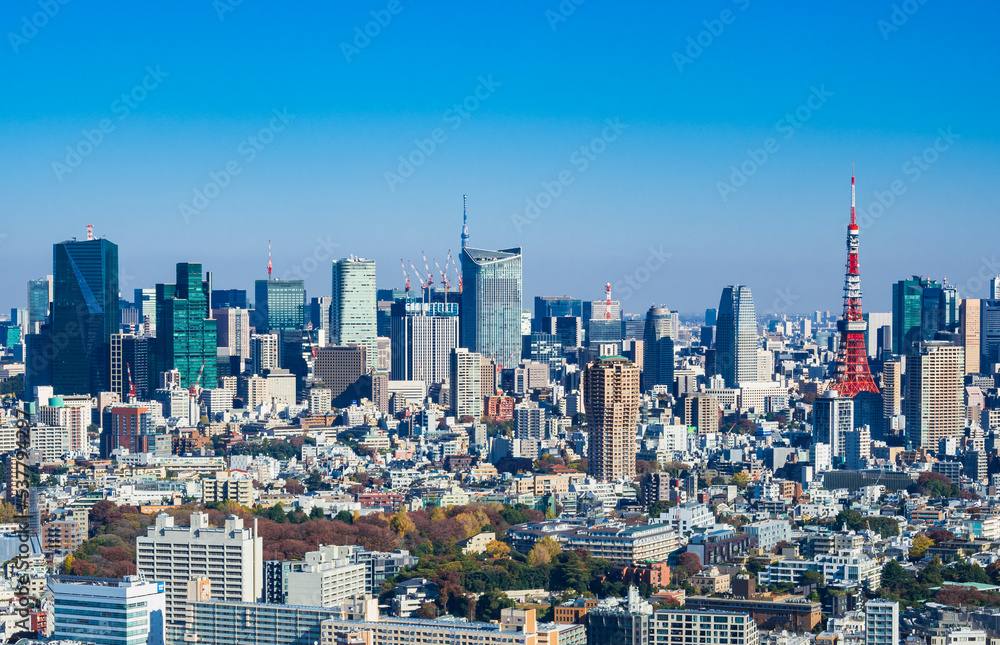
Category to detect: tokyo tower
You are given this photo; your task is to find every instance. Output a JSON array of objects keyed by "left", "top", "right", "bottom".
[{"left": 830, "top": 171, "right": 879, "bottom": 398}]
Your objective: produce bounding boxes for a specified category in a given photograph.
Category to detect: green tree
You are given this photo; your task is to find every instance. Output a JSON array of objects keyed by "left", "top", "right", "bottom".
[
  {"left": 475, "top": 589, "right": 513, "bottom": 622},
  {"left": 334, "top": 510, "right": 354, "bottom": 524},
  {"left": 309, "top": 507, "right": 325, "bottom": 520}
]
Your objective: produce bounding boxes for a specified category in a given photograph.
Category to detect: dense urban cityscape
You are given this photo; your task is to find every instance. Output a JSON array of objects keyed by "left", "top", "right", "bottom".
[{"left": 3, "top": 3, "right": 999, "bottom": 645}]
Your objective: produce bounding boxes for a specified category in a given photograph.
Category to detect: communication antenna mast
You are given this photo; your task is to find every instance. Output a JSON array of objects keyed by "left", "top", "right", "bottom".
[
  {"left": 605, "top": 283, "right": 612, "bottom": 320},
  {"left": 267, "top": 240, "right": 273, "bottom": 279}
]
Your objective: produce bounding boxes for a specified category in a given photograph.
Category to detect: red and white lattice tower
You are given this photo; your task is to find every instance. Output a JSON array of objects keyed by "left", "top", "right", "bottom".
[{"left": 830, "top": 171, "right": 879, "bottom": 398}]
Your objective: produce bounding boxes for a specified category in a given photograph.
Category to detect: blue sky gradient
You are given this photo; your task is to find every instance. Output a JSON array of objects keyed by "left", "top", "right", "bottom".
[{"left": 1, "top": 0, "right": 998, "bottom": 315}]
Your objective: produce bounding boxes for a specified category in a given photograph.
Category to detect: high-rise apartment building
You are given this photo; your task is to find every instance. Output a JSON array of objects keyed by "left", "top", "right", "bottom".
[
  {"left": 254, "top": 279, "right": 306, "bottom": 332},
  {"left": 390, "top": 301, "right": 458, "bottom": 383},
  {"left": 27, "top": 276, "right": 52, "bottom": 328},
  {"left": 865, "top": 600, "right": 899, "bottom": 645},
  {"left": 52, "top": 236, "right": 119, "bottom": 396},
  {"left": 716, "top": 285, "right": 757, "bottom": 388},
  {"left": 331, "top": 257, "right": 377, "bottom": 371},
  {"left": 905, "top": 341, "right": 965, "bottom": 451},
  {"left": 450, "top": 347, "right": 482, "bottom": 419},
  {"left": 460, "top": 247, "right": 522, "bottom": 369},
  {"left": 111, "top": 333, "right": 153, "bottom": 401},
  {"left": 250, "top": 332, "right": 278, "bottom": 375},
  {"left": 642, "top": 307, "right": 675, "bottom": 392},
  {"left": 682, "top": 394, "right": 719, "bottom": 434},
  {"left": 584, "top": 356, "right": 640, "bottom": 482},
  {"left": 882, "top": 359, "right": 902, "bottom": 419},
  {"left": 813, "top": 391, "right": 854, "bottom": 460},
  {"left": 961, "top": 299, "right": 981, "bottom": 375},
  {"left": 136, "top": 512, "right": 262, "bottom": 641},
  {"left": 49, "top": 575, "right": 167, "bottom": 645},
  {"left": 155, "top": 263, "right": 217, "bottom": 389},
  {"left": 38, "top": 395, "right": 92, "bottom": 454},
  {"left": 214, "top": 307, "right": 251, "bottom": 360}
]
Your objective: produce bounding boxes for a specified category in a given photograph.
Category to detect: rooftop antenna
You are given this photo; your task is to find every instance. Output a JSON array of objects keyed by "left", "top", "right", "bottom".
[
  {"left": 267, "top": 240, "right": 273, "bottom": 279},
  {"left": 87, "top": 224, "right": 94, "bottom": 241},
  {"left": 461, "top": 194, "right": 470, "bottom": 249},
  {"left": 605, "top": 283, "right": 612, "bottom": 320}
]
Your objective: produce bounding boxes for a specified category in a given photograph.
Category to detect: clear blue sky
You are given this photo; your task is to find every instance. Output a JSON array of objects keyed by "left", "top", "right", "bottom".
[{"left": 2, "top": 0, "right": 998, "bottom": 316}]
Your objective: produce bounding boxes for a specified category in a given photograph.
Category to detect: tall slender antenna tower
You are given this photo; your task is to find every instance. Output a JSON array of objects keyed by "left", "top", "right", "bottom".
[
  {"left": 461, "top": 194, "right": 470, "bottom": 249},
  {"left": 831, "top": 169, "right": 879, "bottom": 398},
  {"left": 267, "top": 240, "right": 273, "bottom": 279}
]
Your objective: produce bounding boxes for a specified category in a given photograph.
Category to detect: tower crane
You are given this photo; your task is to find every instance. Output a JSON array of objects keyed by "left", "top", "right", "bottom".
[{"left": 400, "top": 259, "right": 411, "bottom": 295}]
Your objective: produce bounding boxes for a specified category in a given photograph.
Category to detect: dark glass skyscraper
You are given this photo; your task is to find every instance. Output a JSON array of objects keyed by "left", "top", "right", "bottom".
[
  {"left": 642, "top": 306, "right": 675, "bottom": 391},
  {"left": 27, "top": 277, "right": 51, "bottom": 327},
  {"left": 156, "top": 263, "right": 217, "bottom": 388},
  {"left": 254, "top": 279, "right": 306, "bottom": 332},
  {"left": 892, "top": 275, "right": 941, "bottom": 355},
  {"left": 51, "top": 238, "right": 119, "bottom": 396},
  {"left": 460, "top": 247, "right": 522, "bottom": 368}
]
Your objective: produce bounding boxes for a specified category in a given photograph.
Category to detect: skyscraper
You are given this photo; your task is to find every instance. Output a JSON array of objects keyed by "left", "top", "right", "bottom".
[
  {"left": 905, "top": 341, "right": 965, "bottom": 451},
  {"left": 155, "top": 263, "right": 217, "bottom": 389},
  {"left": 992, "top": 277, "right": 1000, "bottom": 299},
  {"left": 813, "top": 391, "right": 854, "bottom": 460},
  {"left": 390, "top": 300, "right": 458, "bottom": 383},
  {"left": 51, "top": 236, "right": 119, "bottom": 396},
  {"left": 27, "top": 276, "right": 52, "bottom": 328},
  {"left": 331, "top": 257, "right": 378, "bottom": 371},
  {"left": 533, "top": 296, "right": 583, "bottom": 332},
  {"left": 882, "top": 359, "right": 902, "bottom": 420},
  {"left": 449, "top": 347, "right": 482, "bottom": 419},
  {"left": 716, "top": 285, "right": 757, "bottom": 388},
  {"left": 892, "top": 275, "right": 941, "bottom": 355},
  {"left": 215, "top": 307, "right": 252, "bottom": 359},
  {"left": 960, "top": 299, "right": 981, "bottom": 375},
  {"left": 253, "top": 279, "right": 305, "bottom": 332},
  {"left": 134, "top": 287, "right": 157, "bottom": 336},
  {"left": 982, "top": 300, "right": 1000, "bottom": 369},
  {"left": 642, "top": 306, "right": 675, "bottom": 392},
  {"left": 460, "top": 247, "right": 522, "bottom": 368},
  {"left": 584, "top": 355, "right": 640, "bottom": 482}
]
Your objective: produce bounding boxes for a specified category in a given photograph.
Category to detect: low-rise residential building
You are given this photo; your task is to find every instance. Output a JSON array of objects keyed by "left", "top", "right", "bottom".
[
  {"left": 651, "top": 609, "right": 759, "bottom": 645},
  {"left": 757, "top": 549, "right": 881, "bottom": 590}
]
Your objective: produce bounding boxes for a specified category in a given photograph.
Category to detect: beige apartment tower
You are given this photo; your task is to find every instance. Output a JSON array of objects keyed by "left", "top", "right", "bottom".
[
  {"left": 905, "top": 342, "right": 965, "bottom": 451},
  {"left": 584, "top": 356, "right": 640, "bottom": 481},
  {"left": 961, "top": 299, "right": 981, "bottom": 375}
]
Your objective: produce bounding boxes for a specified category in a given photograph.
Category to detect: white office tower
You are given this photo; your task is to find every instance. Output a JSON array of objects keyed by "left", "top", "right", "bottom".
[
  {"left": 137, "top": 512, "right": 262, "bottom": 643},
  {"left": 813, "top": 390, "right": 854, "bottom": 460},
  {"left": 215, "top": 307, "right": 251, "bottom": 358},
  {"left": 49, "top": 575, "right": 167, "bottom": 645},
  {"left": 332, "top": 256, "right": 378, "bottom": 370},
  {"left": 449, "top": 348, "right": 482, "bottom": 419},
  {"left": 865, "top": 600, "right": 899, "bottom": 645}
]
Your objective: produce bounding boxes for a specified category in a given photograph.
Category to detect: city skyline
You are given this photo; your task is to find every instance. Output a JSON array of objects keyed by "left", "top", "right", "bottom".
[{"left": 2, "top": 2, "right": 998, "bottom": 312}]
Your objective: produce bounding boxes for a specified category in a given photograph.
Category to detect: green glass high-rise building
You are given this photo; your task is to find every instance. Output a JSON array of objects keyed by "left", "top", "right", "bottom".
[
  {"left": 27, "top": 276, "right": 52, "bottom": 327},
  {"left": 254, "top": 279, "right": 305, "bottom": 332},
  {"left": 460, "top": 247, "right": 522, "bottom": 368},
  {"left": 156, "top": 263, "right": 217, "bottom": 388},
  {"left": 51, "top": 238, "right": 119, "bottom": 396},
  {"left": 892, "top": 276, "right": 941, "bottom": 355}
]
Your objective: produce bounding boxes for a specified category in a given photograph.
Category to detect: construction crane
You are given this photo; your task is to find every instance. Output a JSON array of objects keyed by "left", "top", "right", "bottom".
[
  {"left": 434, "top": 257, "right": 450, "bottom": 296},
  {"left": 400, "top": 259, "right": 411, "bottom": 295},
  {"left": 189, "top": 358, "right": 207, "bottom": 398},
  {"left": 407, "top": 260, "right": 428, "bottom": 303},
  {"left": 126, "top": 363, "right": 136, "bottom": 401},
  {"left": 421, "top": 252, "right": 435, "bottom": 294},
  {"left": 449, "top": 253, "right": 462, "bottom": 293}
]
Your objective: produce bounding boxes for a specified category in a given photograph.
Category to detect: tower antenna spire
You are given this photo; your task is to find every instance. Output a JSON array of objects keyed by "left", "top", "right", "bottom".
[
  {"left": 461, "top": 194, "right": 470, "bottom": 249},
  {"left": 831, "top": 170, "right": 879, "bottom": 399},
  {"left": 267, "top": 240, "right": 272, "bottom": 279}
]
